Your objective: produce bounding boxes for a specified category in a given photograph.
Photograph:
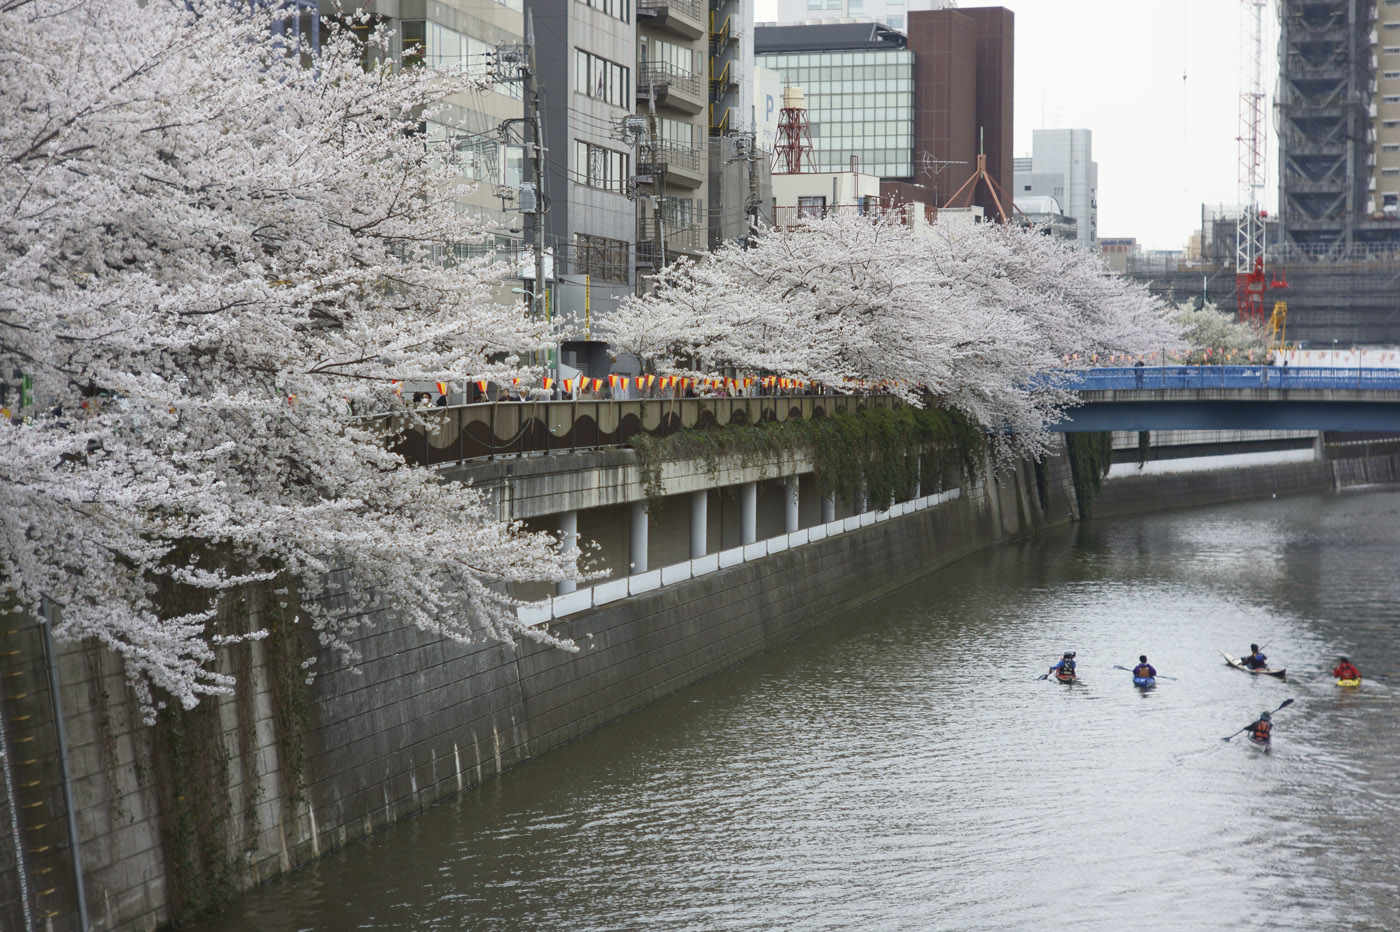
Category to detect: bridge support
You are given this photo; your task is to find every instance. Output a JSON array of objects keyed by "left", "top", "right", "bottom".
[
  {"left": 629, "top": 501, "right": 649, "bottom": 574},
  {"left": 557, "top": 510, "right": 578, "bottom": 595},
  {"left": 690, "top": 490, "right": 708, "bottom": 558},
  {"left": 821, "top": 493, "right": 836, "bottom": 524},
  {"left": 784, "top": 477, "right": 800, "bottom": 533},
  {"left": 740, "top": 482, "right": 757, "bottom": 545}
]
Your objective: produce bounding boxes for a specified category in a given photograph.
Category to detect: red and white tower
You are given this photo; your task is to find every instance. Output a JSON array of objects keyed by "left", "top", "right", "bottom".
[
  {"left": 772, "top": 86, "right": 814, "bottom": 175},
  {"left": 1236, "top": 0, "right": 1276, "bottom": 323}
]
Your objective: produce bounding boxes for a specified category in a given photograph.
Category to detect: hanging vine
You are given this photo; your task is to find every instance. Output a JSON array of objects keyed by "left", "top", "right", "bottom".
[
  {"left": 1065, "top": 431, "right": 1115, "bottom": 519},
  {"left": 631, "top": 405, "right": 985, "bottom": 513}
]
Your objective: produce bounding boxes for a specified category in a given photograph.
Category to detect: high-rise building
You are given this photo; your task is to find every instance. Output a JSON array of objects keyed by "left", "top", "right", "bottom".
[
  {"left": 635, "top": 0, "right": 712, "bottom": 267},
  {"left": 771, "top": 0, "right": 954, "bottom": 35},
  {"left": 755, "top": 8, "right": 1013, "bottom": 220},
  {"left": 1013, "top": 128, "right": 1097, "bottom": 247},
  {"left": 755, "top": 23, "right": 915, "bottom": 177},
  {"left": 367, "top": 1, "right": 529, "bottom": 259},
  {"left": 1277, "top": 0, "right": 1400, "bottom": 250},
  {"left": 532, "top": 0, "right": 642, "bottom": 319}
]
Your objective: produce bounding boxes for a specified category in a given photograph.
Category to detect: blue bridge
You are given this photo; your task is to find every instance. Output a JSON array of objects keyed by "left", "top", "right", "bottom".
[{"left": 1055, "top": 366, "right": 1400, "bottom": 432}]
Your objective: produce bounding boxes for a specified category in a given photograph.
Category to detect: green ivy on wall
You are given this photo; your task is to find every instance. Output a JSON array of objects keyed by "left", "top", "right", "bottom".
[
  {"left": 1064, "top": 431, "right": 1114, "bottom": 519},
  {"left": 632, "top": 405, "right": 985, "bottom": 513}
]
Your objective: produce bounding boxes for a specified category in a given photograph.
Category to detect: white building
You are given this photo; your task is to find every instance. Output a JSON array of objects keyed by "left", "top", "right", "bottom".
[
  {"left": 771, "top": 0, "right": 953, "bottom": 34},
  {"left": 1013, "top": 128, "right": 1098, "bottom": 248}
]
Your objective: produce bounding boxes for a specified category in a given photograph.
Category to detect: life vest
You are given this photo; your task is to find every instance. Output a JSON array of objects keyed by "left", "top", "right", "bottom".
[
  {"left": 1250, "top": 720, "right": 1271, "bottom": 740},
  {"left": 1060, "top": 659, "right": 1076, "bottom": 676},
  {"left": 1134, "top": 664, "right": 1152, "bottom": 677}
]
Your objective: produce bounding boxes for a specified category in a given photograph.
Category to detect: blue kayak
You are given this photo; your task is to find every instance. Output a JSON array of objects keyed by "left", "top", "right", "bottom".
[{"left": 1132, "top": 676, "right": 1156, "bottom": 688}]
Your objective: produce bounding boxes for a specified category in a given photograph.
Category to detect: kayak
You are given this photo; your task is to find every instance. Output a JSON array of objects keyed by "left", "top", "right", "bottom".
[
  {"left": 1337, "top": 678, "right": 1361, "bottom": 688},
  {"left": 1246, "top": 733, "right": 1271, "bottom": 752},
  {"left": 1132, "top": 676, "right": 1156, "bottom": 689},
  {"left": 1221, "top": 651, "right": 1286, "bottom": 679},
  {"left": 1054, "top": 671, "right": 1077, "bottom": 684}
]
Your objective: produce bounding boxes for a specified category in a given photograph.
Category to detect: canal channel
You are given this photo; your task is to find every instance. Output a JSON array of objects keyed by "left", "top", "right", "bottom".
[{"left": 191, "top": 488, "right": 1400, "bottom": 932}]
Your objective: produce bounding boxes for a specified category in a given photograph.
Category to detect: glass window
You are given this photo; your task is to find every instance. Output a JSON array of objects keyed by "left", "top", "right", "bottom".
[{"left": 574, "top": 139, "right": 629, "bottom": 192}]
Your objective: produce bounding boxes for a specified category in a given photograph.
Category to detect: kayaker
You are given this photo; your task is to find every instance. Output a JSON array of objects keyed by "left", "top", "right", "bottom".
[
  {"left": 1132, "top": 655, "right": 1156, "bottom": 678},
  {"left": 1049, "top": 651, "right": 1077, "bottom": 677},
  {"left": 1333, "top": 656, "right": 1361, "bottom": 681},
  {"left": 1244, "top": 710, "right": 1273, "bottom": 742},
  {"left": 1243, "top": 644, "right": 1268, "bottom": 670}
]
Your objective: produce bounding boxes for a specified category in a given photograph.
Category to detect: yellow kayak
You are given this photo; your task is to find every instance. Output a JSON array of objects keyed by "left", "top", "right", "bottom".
[{"left": 1337, "top": 678, "right": 1361, "bottom": 687}]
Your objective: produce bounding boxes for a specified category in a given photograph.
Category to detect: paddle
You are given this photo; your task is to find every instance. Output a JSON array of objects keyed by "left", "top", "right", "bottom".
[
  {"left": 1036, "top": 673, "right": 1049, "bottom": 681},
  {"left": 1221, "top": 698, "right": 1295, "bottom": 742},
  {"left": 1113, "top": 665, "right": 1178, "bottom": 681}
]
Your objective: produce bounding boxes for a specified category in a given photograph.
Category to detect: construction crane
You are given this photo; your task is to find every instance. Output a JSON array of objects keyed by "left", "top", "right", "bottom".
[{"left": 1236, "top": 0, "right": 1286, "bottom": 325}]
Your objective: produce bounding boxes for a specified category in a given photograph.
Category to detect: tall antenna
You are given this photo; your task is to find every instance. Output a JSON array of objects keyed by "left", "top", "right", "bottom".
[
  {"left": 1235, "top": 0, "right": 1268, "bottom": 322},
  {"left": 772, "top": 86, "right": 814, "bottom": 174}
]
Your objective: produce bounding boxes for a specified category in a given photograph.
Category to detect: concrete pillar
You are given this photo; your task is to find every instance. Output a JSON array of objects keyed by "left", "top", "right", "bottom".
[
  {"left": 821, "top": 493, "right": 836, "bottom": 524},
  {"left": 784, "top": 476, "right": 800, "bottom": 533},
  {"left": 690, "top": 489, "right": 708, "bottom": 558},
  {"left": 913, "top": 456, "right": 922, "bottom": 499},
  {"left": 556, "top": 510, "right": 578, "bottom": 595},
  {"left": 740, "top": 481, "right": 757, "bottom": 545},
  {"left": 629, "top": 501, "right": 649, "bottom": 574}
]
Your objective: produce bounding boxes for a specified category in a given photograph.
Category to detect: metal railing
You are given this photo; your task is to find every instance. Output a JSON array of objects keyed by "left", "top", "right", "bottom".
[
  {"left": 640, "top": 140, "right": 702, "bottom": 175},
  {"left": 637, "top": 62, "right": 704, "bottom": 101},
  {"left": 1067, "top": 365, "right": 1400, "bottom": 392},
  {"left": 379, "top": 393, "right": 905, "bottom": 467}
]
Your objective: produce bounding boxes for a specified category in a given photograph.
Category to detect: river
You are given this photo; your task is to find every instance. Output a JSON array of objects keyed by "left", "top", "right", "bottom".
[{"left": 192, "top": 489, "right": 1400, "bottom": 932}]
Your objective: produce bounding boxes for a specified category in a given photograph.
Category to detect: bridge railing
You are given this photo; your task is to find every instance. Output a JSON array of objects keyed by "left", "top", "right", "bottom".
[
  {"left": 374, "top": 393, "right": 905, "bottom": 467},
  {"left": 1068, "top": 365, "right": 1400, "bottom": 392}
]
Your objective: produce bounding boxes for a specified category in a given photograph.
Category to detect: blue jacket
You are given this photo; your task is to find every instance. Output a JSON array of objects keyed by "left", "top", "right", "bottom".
[{"left": 1244, "top": 651, "right": 1267, "bottom": 669}]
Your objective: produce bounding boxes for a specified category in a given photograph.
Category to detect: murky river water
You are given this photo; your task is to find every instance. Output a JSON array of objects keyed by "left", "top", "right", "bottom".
[{"left": 194, "top": 489, "right": 1400, "bottom": 932}]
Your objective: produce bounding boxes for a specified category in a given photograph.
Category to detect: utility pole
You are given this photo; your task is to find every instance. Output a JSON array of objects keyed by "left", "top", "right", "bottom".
[
  {"left": 496, "top": 17, "right": 552, "bottom": 378},
  {"left": 746, "top": 131, "right": 760, "bottom": 244},
  {"left": 525, "top": 12, "right": 548, "bottom": 347},
  {"left": 647, "top": 82, "right": 665, "bottom": 276}
]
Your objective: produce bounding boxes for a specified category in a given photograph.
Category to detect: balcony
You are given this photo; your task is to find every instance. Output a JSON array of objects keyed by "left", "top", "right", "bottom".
[
  {"left": 638, "top": 141, "right": 705, "bottom": 188},
  {"left": 636, "top": 62, "right": 705, "bottom": 115},
  {"left": 636, "top": 0, "right": 704, "bottom": 39}
]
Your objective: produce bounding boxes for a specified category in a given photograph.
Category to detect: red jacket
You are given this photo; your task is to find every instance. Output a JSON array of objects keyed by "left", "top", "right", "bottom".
[{"left": 1333, "top": 662, "right": 1360, "bottom": 680}]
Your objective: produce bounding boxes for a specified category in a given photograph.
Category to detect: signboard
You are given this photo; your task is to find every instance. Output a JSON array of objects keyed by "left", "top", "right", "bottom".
[{"left": 755, "top": 66, "right": 782, "bottom": 155}]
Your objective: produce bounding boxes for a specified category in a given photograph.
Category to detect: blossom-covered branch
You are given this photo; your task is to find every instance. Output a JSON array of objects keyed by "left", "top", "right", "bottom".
[
  {"left": 603, "top": 213, "right": 1182, "bottom": 456},
  {"left": 1, "top": 1, "right": 579, "bottom": 718}
]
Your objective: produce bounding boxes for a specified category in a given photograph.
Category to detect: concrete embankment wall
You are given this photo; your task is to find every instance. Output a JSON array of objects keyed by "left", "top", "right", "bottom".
[{"left": 7, "top": 444, "right": 1400, "bottom": 931}]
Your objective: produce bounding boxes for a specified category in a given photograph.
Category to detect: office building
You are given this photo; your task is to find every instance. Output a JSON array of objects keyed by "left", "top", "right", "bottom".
[
  {"left": 756, "top": 8, "right": 1013, "bottom": 220},
  {"left": 771, "top": 0, "right": 954, "bottom": 34},
  {"left": 755, "top": 22, "right": 915, "bottom": 178},
  {"left": 1013, "top": 128, "right": 1097, "bottom": 247}
]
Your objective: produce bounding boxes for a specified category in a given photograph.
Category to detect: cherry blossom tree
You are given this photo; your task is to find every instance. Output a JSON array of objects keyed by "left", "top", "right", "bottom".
[
  {"left": 603, "top": 212, "right": 1182, "bottom": 456},
  {"left": 1170, "top": 301, "right": 1271, "bottom": 363},
  {"left": 1, "top": 0, "right": 580, "bottom": 718}
]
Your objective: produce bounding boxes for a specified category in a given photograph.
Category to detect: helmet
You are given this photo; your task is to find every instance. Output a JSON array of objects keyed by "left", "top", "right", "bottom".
[
  {"left": 1139, "top": 655, "right": 1148, "bottom": 663},
  {"left": 1064, "top": 651, "right": 1076, "bottom": 659},
  {"left": 1339, "top": 656, "right": 1350, "bottom": 664},
  {"left": 1261, "top": 711, "right": 1272, "bottom": 721},
  {"left": 1250, "top": 644, "right": 1259, "bottom": 652}
]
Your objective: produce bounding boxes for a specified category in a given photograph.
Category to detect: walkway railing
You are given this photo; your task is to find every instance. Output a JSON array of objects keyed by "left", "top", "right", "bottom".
[
  {"left": 1068, "top": 365, "right": 1400, "bottom": 392},
  {"left": 518, "top": 488, "right": 963, "bottom": 625},
  {"left": 380, "top": 394, "right": 904, "bottom": 467}
]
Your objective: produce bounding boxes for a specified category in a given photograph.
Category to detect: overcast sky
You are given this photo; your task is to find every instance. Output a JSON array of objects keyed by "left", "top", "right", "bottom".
[{"left": 755, "top": 0, "right": 1280, "bottom": 251}]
